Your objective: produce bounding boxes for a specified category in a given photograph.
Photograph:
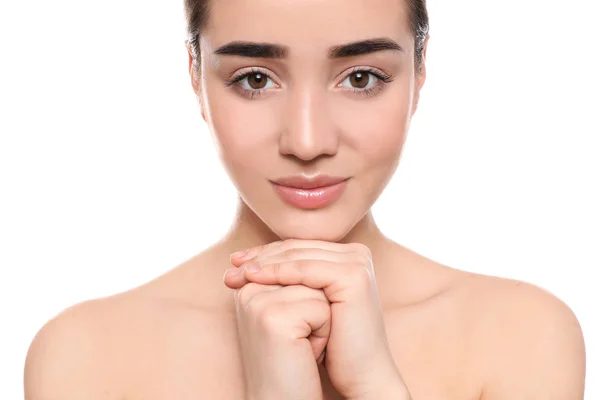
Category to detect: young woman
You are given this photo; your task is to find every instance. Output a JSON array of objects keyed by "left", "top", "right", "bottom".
[{"left": 24, "top": 0, "right": 586, "bottom": 399}]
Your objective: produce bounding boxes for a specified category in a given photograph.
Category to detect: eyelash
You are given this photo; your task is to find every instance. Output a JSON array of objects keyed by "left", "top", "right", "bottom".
[{"left": 225, "top": 67, "right": 394, "bottom": 100}]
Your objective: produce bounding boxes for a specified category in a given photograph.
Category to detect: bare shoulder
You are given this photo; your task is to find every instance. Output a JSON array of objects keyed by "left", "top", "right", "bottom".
[
  {"left": 24, "top": 247, "right": 230, "bottom": 400},
  {"left": 458, "top": 273, "right": 586, "bottom": 399},
  {"left": 24, "top": 294, "right": 129, "bottom": 399}
]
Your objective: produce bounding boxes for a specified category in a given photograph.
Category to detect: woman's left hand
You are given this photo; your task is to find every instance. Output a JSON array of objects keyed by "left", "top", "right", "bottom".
[{"left": 224, "top": 239, "right": 411, "bottom": 399}]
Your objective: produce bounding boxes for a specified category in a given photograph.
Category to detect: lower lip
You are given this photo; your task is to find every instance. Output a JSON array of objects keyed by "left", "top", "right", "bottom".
[{"left": 271, "top": 180, "right": 348, "bottom": 210}]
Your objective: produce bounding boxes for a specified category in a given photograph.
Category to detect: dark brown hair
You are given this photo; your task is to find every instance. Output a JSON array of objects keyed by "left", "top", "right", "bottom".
[{"left": 184, "top": 0, "right": 429, "bottom": 74}]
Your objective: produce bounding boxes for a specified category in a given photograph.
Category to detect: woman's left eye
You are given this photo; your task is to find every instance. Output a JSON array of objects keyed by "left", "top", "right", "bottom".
[
  {"left": 337, "top": 69, "right": 393, "bottom": 96},
  {"left": 340, "top": 71, "right": 379, "bottom": 90}
]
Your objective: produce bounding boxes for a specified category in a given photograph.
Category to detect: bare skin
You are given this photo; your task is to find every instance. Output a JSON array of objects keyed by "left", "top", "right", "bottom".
[
  {"left": 24, "top": 0, "right": 585, "bottom": 398},
  {"left": 24, "top": 206, "right": 585, "bottom": 399}
]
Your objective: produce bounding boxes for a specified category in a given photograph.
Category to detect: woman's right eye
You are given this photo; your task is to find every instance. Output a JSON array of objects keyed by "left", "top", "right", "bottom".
[
  {"left": 241, "top": 72, "right": 276, "bottom": 90},
  {"left": 227, "top": 70, "right": 277, "bottom": 91}
]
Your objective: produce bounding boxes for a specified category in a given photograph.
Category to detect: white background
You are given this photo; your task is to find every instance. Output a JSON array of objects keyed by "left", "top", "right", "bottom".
[{"left": 1, "top": 0, "right": 598, "bottom": 398}]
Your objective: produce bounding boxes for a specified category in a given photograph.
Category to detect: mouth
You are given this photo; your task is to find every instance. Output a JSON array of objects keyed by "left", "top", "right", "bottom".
[{"left": 270, "top": 174, "right": 350, "bottom": 210}]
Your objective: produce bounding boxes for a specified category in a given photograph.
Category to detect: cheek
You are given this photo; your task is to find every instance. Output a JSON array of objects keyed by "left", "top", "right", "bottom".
[
  {"left": 204, "top": 84, "right": 280, "bottom": 178},
  {"left": 337, "top": 85, "right": 412, "bottom": 163}
]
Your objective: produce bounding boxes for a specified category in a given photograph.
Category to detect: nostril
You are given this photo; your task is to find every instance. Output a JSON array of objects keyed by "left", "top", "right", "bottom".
[{"left": 278, "top": 131, "right": 339, "bottom": 161}]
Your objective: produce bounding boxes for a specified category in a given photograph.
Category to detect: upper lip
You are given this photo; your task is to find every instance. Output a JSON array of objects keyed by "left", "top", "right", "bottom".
[{"left": 271, "top": 174, "right": 349, "bottom": 189}]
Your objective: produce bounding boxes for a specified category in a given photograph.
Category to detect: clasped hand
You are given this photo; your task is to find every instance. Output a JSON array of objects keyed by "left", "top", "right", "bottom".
[{"left": 224, "top": 239, "right": 410, "bottom": 400}]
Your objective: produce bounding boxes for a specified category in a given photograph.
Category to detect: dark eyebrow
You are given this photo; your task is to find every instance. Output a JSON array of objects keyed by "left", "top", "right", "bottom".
[
  {"left": 213, "top": 37, "right": 403, "bottom": 59},
  {"left": 328, "top": 37, "right": 404, "bottom": 58},
  {"left": 213, "top": 41, "right": 289, "bottom": 58}
]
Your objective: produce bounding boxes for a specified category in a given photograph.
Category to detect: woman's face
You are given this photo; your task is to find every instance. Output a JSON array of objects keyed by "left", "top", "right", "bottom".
[{"left": 191, "top": 0, "right": 427, "bottom": 241}]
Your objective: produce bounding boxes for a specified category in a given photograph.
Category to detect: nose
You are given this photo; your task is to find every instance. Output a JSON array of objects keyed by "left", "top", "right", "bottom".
[{"left": 278, "top": 85, "right": 339, "bottom": 161}]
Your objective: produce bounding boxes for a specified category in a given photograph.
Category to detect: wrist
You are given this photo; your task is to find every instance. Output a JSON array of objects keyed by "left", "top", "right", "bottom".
[
  {"left": 350, "top": 384, "right": 411, "bottom": 400},
  {"left": 373, "top": 382, "right": 411, "bottom": 400},
  {"left": 349, "top": 362, "right": 412, "bottom": 400},
  {"left": 350, "top": 386, "right": 411, "bottom": 400}
]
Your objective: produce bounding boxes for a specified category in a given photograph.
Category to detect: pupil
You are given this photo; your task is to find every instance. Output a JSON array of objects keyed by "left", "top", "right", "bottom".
[
  {"left": 249, "top": 73, "right": 265, "bottom": 89},
  {"left": 351, "top": 72, "right": 368, "bottom": 88}
]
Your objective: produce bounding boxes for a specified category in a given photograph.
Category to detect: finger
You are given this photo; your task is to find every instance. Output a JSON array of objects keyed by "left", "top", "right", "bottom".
[
  {"left": 224, "top": 248, "right": 358, "bottom": 289},
  {"left": 235, "top": 259, "right": 375, "bottom": 303},
  {"left": 233, "top": 282, "right": 282, "bottom": 311},
  {"left": 261, "top": 247, "right": 358, "bottom": 264},
  {"left": 275, "top": 298, "right": 331, "bottom": 340},
  {"left": 236, "top": 285, "right": 331, "bottom": 361},
  {"left": 276, "top": 284, "right": 329, "bottom": 304},
  {"left": 229, "top": 240, "right": 285, "bottom": 264},
  {"left": 230, "top": 239, "right": 341, "bottom": 266},
  {"left": 244, "top": 295, "right": 331, "bottom": 359},
  {"left": 316, "top": 349, "right": 326, "bottom": 365},
  {"left": 237, "top": 283, "right": 328, "bottom": 308},
  {"left": 230, "top": 239, "right": 371, "bottom": 266},
  {"left": 271, "top": 298, "right": 331, "bottom": 361},
  {"left": 231, "top": 240, "right": 300, "bottom": 267},
  {"left": 290, "top": 300, "right": 330, "bottom": 361}
]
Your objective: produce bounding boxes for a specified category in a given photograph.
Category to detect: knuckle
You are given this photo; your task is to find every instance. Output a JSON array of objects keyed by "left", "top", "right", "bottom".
[
  {"left": 267, "top": 261, "right": 300, "bottom": 285},
  {"left": 236, "top": 283, "right": 273, "bottom": 308},
  {"left": 250, "top": 243, "right": 273, "bottom": 260},
  {"left": 315, "top": 298, "right": 331, "bottom": 316},
  {"left": 240, "top": 284, "right": 283, "bottom": 314},
  {"left": 269, "top": 262, "right": 282, "bottom": 276},
  {"left": 352, "top": 243, "right": 372, "bottom": 260},
  {"left": 281, "top": 238, "right": 298, "bottom": 250},
  {"left": 244, "top": 296, "right": 267, "bottom": 316},
  {"left": 317, "top": 287, "right": 330, "bottom": 302},
  {"left": 286, "top": 284, "right": 321, "bottom": 299},
  {"left": 347, "top": 263, "right": 374, "bottom": 288},
  {"left": 247, "top": 244, "right": 266, "bottom": 259},
  {"left": 281, "top": 247, "right": 300, "bottom": 260},
  {"left": 258, "top": 303, "right": 288, "bottom": 331},
  {"left": 294, "top": 259, "right": 310, "bottom": 274},
  {"left": 236, "top": 282, "right": 257, "bottom": 305}
]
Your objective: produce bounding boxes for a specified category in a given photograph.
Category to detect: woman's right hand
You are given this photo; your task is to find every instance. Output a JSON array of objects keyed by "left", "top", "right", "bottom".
[{"left": 231, "top": 280, "right": 331, "bottom": 400}]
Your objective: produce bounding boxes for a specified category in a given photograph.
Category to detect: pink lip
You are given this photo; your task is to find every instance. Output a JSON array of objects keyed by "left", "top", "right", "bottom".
[{"left": 270, "top": 175, "right": 349, "bottom": 209}]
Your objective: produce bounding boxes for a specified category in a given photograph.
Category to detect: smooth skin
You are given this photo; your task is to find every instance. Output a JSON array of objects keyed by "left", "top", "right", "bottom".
[
  {"left": 226, "top": 240, "right": 409, "bottom": 399},
  {"left": 23, "top": 237, "right": 586, "bottom": 399},
  {"left": 24, "top": 0, "right": 585, "bottom": 398}
]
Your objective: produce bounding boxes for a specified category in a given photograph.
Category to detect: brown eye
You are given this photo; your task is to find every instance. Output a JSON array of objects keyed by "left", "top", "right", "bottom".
[
  {"left": 348, "top": 71, "right": 369, "bottom": 88},
  {"left": 227, "top": 69, "right": 277, "bottom": 97},
  {"left": 248, "top": 73, "right": 268, "bottom": 89}
]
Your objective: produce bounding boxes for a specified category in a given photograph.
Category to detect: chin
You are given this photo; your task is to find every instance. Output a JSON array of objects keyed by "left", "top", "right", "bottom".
[{"left": 262, "top": 206, "right": 362, "bottom": 243}]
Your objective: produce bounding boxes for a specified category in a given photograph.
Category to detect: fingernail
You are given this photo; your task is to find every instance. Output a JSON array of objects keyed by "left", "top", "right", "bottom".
[
  {"left": 244, "top": 263, "right": 261, "bottom": 273},
  {"left": 230, "top": 248, "right": 250, "bottom": 259},
  {"left": 224, "top": 268, "right": 241, "bottom": 279}
]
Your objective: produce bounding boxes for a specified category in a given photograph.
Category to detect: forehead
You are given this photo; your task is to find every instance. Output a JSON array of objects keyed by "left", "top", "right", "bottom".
[{"left": 204, "top": 0, "right": 412, "bottom": 54}]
